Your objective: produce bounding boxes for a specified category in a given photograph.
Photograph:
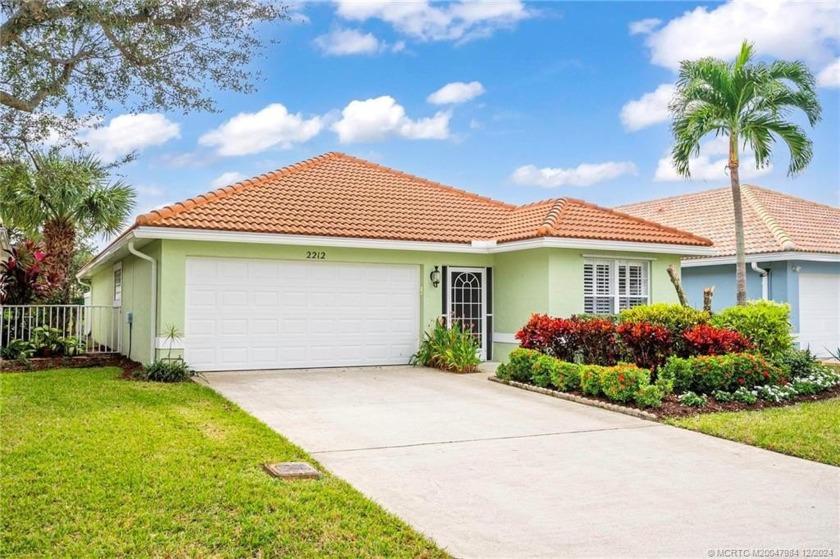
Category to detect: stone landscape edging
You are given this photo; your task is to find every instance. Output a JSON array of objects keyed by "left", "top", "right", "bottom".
[{"left": 488, "top": 376, "right": 659, "bottom": 421}]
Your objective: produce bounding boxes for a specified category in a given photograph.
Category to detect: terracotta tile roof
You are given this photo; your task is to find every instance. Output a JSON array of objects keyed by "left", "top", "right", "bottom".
[
  {"left": 616, "top": 185, "right": 840, "bottom": 256},
  {"left": 135, "top": 152, "right": 709, "bottom": 247}
]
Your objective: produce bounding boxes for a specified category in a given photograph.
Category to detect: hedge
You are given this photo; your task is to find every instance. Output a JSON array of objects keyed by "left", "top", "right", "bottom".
[{"left": 659, "top": 353, "right": 789, "bottom": 395}]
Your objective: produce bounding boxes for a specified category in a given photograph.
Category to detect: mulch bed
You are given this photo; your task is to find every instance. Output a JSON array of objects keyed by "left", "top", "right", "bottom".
[
  {"left": 656, "top": 383, "right": 840, "bottom": 418},
  {"left": 0, "top": 354, "right": 143, "bottom": 376}
]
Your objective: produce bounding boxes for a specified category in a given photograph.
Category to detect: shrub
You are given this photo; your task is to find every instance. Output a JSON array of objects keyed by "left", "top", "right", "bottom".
[
  {"left": 616, "top": 322, "right": 672, "bottom": 371},
  {"left": 618, "top": 303, "right": 709, "bottom": 354},
  {"left": 140, "top": 359, "right": 198, "bottom": 382},
  {"left": 494, "top": 362, "right": 511, "bottom": 381},
  {"left": 683, "top": 324, "right": 753, "bottom": 356},
  {"left": 755, "top": 384, "right": 798, "bottom": 403},
  {"left": 574, "top": 317, "right": 620, "bottom": 366},
  {"left": 731, "top": 387, "right": 757, "bottom": 405},
  {"left": 411, "top": 319, "right": 480, "bottom": 374},
  {"left": 551, "top": 361, "right": 582, "bottom": 392},
  {"left": 712, "top": 389, "right": 734, "bottom": 403},
  {"left": 659, "top": 353, "right": 789, "bottom": 395},
  {"left": 599, "top": 363, "right": 651, "bottom": 403},
  {"left": 498, "top": 348, "right": 541, "bottom": 383},
  {"left": 579, "top": 364, "right": 605, "bottom": 396},
  {"left": 710, "top": 300, "right": 793, "bottom": 358},
  {"left": 0, "top": 338, "right": 35, "bottom": 360},
  {"left": 531, "top": 354, "right": 561, "bottom": 388},
  {"left": 515, "top": 314, "right": 619, "bottom": 365},
  {"left": 772, "top": 348, "right": 823, "bottom": 379},
  {"left": 678, "top": 391, "right": 707, "bottom": 407},
  {"left": 635, "top": 384, "right": 665, "bottom": 409},
  {"left": 658, "top": 357, "right": 693, "bottom": 394},
  {"left": 0, "top": 240, "right": 55, "bottom": 305},
  {"left": 515, "top": 314, "right": 558, "bottom": 354}
]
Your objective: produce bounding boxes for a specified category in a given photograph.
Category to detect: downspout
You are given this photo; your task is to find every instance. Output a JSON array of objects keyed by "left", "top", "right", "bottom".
[
  {"left": 128, "top": 242, "right": 157, "bottom": 363},
  {"left": 751, "top": 262, "right": 769, "bottom": 300}
]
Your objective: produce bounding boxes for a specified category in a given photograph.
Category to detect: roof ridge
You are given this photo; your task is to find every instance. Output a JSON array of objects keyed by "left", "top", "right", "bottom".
[
  {"left": 746, "top": 184, "right": 840, "bottom": 212},
  {"left": 741, "top": 185, "right": 798, "bottom": 251},
  {"left": 575, "top": 198, "right": 713, "bottom": 246},
  {"left": 135, "top": 152, "right": 343, "bottom": 225},
  {"left": 332, "top": 152, "right": 515, "bottom": 210},
  {"left": 537, "top": 198, "right": 569, "bottom": 235}
]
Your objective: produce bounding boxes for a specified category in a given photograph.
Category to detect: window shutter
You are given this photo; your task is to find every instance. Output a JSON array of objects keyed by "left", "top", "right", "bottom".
[
  {"left": 486, "top": 267, "right": 493, "bottom": 360},
  {"left": 440, "top": 266, "right": 448, "bottom": 326}
]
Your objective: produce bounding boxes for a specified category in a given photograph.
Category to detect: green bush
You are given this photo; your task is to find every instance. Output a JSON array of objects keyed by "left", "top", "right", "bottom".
[
  {"left": 635, "top": 384, "right": 665, "bottom": 408},
  {"left": 678, "top": 391, "right": 707, "bottom": 407},
  {"left": 494, "top": 362, "right": 511, "bottom": 381},
  {"left": 579, "top": 364, "right": 604, "bottom": 396},
  {"left": 498, "top": 348, "right": 541, "bottom": 383},
  {"left": 660, "top": 353, "right": 789, "bottom": 395},
  {"left": 618, "top": 303, "right": 710, "bottom": 354},
  {"left": 712, "top": 389, "right": 734, "bottom": 403},
  {"left": 599, "top": 364, "right": 651, "bottom": 403},
  {"left": 710, "top": 300, "right": 792, "bottom": 358},
  {"left": 140, "top": 359, "right": 198, "bottom": 383},
  {"left": 551, "top": 361, "right": 582, "bottom": 392},
  {"left": 531, "top": 354, "right": 560, "bottom": 388},
  {"left": 411, "top": 319, "right": 481, "bottom": 374},
  {"left": 772, "top": 348, "right": 824, "bottom": 379},
  {"left": 731, "top": 387, "right": 757, "bottom": 405}
]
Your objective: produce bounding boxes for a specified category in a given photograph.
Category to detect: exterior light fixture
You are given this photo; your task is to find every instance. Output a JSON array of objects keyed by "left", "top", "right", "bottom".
[{"left": 430, "top": 266, "right": 441, "bottom": 288}]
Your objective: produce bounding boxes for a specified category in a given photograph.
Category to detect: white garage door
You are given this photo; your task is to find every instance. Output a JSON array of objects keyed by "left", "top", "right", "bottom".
[
  {"left": 185, "top": 258, "right": 420, "bottom": 371},
  {"left": 798, "top": 273, "right": 840, "bottom": 358}
]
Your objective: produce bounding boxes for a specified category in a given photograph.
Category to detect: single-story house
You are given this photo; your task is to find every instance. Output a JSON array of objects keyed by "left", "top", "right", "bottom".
[
  {"left": 79, "top": 152, "right": 712, "bottom": 371},
  {"left": 617, "top": 185, "right": 840, "bottom": 357}
]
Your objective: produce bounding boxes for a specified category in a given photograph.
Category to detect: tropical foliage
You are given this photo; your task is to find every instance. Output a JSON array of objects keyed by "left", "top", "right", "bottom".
[
  {"left": 0, "top": 151, "right": 135, "bottom": 302},
  {"left": 669, "top": 40, "right": 821, "bottom": 305},
  {"left": 411, "top": 318, "right": 481, "bottom": 374}
]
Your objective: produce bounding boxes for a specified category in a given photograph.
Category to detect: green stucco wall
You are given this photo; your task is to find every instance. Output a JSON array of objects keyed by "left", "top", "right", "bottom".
[
  {"left": 90, "top": 238, "right": 685, "bottom": 366},
  {"left": 90, "top": 241, "right": 160, "bottom": 364}
]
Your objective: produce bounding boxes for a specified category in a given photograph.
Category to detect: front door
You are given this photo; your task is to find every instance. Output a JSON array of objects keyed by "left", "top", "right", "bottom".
[{"left": 446, "top": 267, "right": 487, "bottom": 360}]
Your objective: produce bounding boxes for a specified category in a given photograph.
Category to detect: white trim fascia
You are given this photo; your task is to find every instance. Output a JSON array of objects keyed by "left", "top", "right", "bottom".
[
  {"left": 77, "top": 231, "right": 136, "bottom": 279},
  {"left": 80, "top": 226, "right": 713, "bottom": 278},
  {"left": 682, "top": 252, "right": 840, "bottom": 267},
  {"left": 582, "top": 253, "right": 657, "bottom": 261},
  {"left": 493, "top": 332, "right": 518, "bottom": 344},
  {"left": 490, "top": 237, "right": 713, "bottom": 256},
  {"left": 134, "top": 226, "right": 483, "bottom": 254}
]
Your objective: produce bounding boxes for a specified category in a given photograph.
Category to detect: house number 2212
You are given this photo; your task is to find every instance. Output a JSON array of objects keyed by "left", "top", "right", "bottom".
[{"left": 306, "top": 251, "right": 326, "bottom": 260}]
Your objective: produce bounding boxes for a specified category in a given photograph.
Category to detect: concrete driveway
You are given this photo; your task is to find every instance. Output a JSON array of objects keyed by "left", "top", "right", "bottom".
[{"left": 203, "top": 366, "right": 839, "bottom": 559}]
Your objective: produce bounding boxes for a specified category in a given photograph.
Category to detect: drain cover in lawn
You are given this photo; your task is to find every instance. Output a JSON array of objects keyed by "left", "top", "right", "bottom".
[{"left": 263, "top": 462, "right": 322, "bottom": 480}]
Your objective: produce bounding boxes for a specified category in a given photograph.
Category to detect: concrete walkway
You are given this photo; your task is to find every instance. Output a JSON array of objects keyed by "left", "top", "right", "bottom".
[{"left": 203, "top": 366, "right": 839, "bottom": 559}]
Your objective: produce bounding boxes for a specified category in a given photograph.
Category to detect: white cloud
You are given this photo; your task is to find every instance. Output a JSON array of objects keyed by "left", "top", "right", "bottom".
[
  {"left": 314, "top": 28, "right": 381, "bottom": 56},
  {"left": 136, "top": 185, "right": 165, "bottom": 197},
  {"left": 817, "top": 58, "right": 840, "bottom": 88},
  {"left": 211, "top": 172, "right": 246, "bottom": 188},
  {"left": 620, "top": 83, "right": 676, "bottom": 132},
  {"left": 511, "top": 161, "right": 638, "bottom": 188},
  {"left": 632, "top": 1, "right": 840, "bottom": 71},
  {"left": 83, "top": 113, "right": 180, "bottom": 161},
  {"left": 333, "top": 0, "right": 531, "bottom": 43},
  {"left": 629, "top": 18, "right": 660, "bottom": 36},
  {"left": 654, "top": 136, "right": 773, "bottom": 182},
  {"left": 427, "top": 81, "right": 485, "bottom": 105},
  {"left": 199, "top": 103, "right": 322, "bottom": 156},
  {"left": 332, "top": 96, "right": 451, "bottom": 143}
]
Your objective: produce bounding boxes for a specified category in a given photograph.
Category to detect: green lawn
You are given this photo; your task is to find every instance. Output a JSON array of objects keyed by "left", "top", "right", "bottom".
[
  {"left": 0, "top": 368, "right": 448, "bottom": 558},
  {"left": 667, "top": 397, "right": 840, "bottom": 466}
]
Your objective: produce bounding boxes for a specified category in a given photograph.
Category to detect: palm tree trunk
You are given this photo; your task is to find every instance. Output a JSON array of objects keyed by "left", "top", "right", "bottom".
[
  {"left": 729, "top": 134, "right": 748, "bottom": 306},
  {"left": 42, "top": 218, "right": 76, "bottom": 303}
]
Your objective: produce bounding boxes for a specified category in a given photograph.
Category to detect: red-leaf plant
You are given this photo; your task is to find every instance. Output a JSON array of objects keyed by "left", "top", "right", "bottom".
[{"left": 616, "top": 321, "right": 673, "bottom": 371}]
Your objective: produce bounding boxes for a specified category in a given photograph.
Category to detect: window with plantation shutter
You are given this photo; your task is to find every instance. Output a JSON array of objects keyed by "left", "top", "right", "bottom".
[{"left": 584, "top": 259, "right": 649, "bottom": 314}]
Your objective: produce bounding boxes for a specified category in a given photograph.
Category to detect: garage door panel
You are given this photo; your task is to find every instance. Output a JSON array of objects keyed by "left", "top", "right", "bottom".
[
  {"left": 185, "top": 258, "right": 420, "bottom": 371},
  {"left": 799, "top": 273, "right": 840, "bottom": 358}
]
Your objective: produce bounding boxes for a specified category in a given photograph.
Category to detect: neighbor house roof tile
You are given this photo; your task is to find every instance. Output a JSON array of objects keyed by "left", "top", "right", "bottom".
[
  {"left": 616, "top": 185, "right": 840, "bottom": 256},
  {"left": 135, "top": 152, "right": 710, "bottom": 247}
]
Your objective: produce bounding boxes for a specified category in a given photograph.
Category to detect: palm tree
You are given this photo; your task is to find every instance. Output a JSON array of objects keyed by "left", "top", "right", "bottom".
[
  {"left": 669, "top": 40, "right": 821, "bottom": 305},
  {"left": 0, "top": 151, "right": 135, "bottom": 302}
]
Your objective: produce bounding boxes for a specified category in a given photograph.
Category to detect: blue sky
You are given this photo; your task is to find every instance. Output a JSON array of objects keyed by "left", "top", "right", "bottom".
[{"left": 85, "top": 1, "right": 840, "bottom": 224}]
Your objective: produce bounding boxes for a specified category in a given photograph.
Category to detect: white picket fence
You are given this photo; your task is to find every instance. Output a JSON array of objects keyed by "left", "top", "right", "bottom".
[{"left": 1, "top": 304, "right": 122, "bottom": 355}]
